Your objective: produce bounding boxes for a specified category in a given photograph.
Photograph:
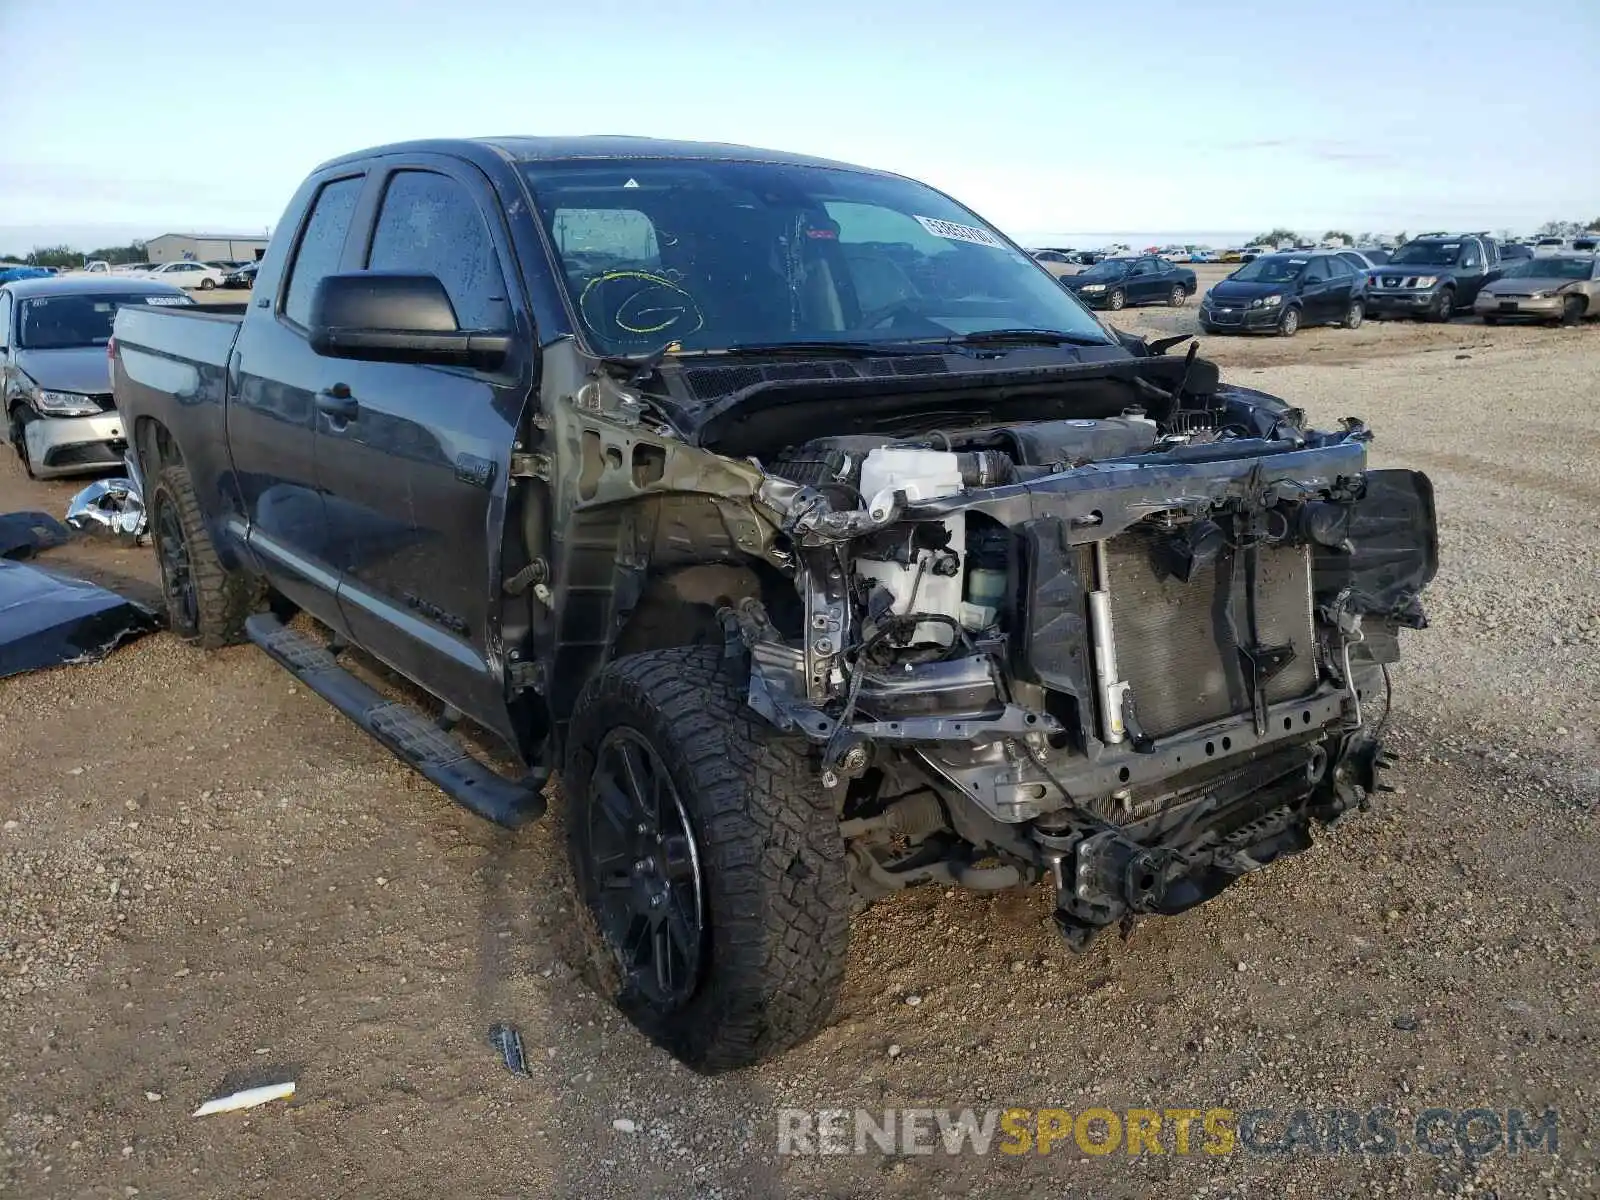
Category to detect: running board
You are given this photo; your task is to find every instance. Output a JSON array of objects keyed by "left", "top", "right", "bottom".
[{"left": 244, "top": 613, "right": 546, "bottom": 828}]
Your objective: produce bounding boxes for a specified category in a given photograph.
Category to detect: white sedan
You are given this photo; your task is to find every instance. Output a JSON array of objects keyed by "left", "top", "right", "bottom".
[{"left": 139, "top": 261, "right": 226, "bottom": 290}]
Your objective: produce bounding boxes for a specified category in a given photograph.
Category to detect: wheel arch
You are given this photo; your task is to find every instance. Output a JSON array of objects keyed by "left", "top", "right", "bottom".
[
  {"left": 612, "top": 560, "right": 796, "bottom": 661},
  {"left": 133, "top": 414, "right": 181, "bottom": 473}
]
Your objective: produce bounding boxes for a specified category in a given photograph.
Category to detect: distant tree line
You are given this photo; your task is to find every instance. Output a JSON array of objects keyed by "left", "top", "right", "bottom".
[
  {"left": 1536, "top": 218, "right": 1600, "bottom": 237},
  {"left": 1247, "top": 218, "right": 1598, "bottom": 249},
  {"left": 0, "top": 241, "right": 147, "bottom": 267}
]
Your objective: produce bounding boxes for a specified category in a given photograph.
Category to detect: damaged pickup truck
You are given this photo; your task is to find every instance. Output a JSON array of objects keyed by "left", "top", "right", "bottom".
[{"left": 109, "top": 137, "right": 1437, "bottom": 1071}]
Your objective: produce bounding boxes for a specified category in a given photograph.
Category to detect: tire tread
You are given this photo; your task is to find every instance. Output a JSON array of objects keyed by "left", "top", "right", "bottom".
[
  {"left": 567, "top": 646, "right": 850, "bottom": 1071},
  {"left": 151, "top": 463, "right": 264, "bottom": 649}
]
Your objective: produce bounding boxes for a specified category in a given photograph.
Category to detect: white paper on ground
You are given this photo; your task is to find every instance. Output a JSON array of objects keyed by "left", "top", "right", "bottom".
[{"left": 191, "top": 1081, "right": 296, "bottom": 1116}]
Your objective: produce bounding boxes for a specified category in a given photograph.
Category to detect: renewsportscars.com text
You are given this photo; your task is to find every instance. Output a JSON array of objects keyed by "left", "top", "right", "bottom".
[{"left": 777, "top": 1106, "right": 1558, "bottom": 1158}]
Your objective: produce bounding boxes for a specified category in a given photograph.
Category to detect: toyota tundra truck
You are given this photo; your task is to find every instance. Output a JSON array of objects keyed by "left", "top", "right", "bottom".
[{"left": 109, "top": 136, "right": 1437, "bottom": 1071}]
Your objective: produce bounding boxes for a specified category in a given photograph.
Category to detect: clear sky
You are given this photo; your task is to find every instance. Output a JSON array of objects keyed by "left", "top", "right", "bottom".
[{"left": 1, "top": 0, "right": 1596, "bottom": 254}]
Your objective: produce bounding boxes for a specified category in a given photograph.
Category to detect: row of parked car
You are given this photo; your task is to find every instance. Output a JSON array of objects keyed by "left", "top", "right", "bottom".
[
  {"left": 69, "top": 259, "right": 261, "bottom": 290},
  {"left": 1196, "top": 235, "right": 1598, "bottom": 335},
  {"left": 1040, "top": 234, "right": 1599, "bottom": 335},
  {"left": 1029, "top": 243, "right": 1389, "bottom": 275}
]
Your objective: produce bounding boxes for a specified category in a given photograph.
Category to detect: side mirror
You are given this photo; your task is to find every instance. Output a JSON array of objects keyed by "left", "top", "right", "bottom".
[{"left": 308, "top": 272, "right": 510, "bottom": 368}]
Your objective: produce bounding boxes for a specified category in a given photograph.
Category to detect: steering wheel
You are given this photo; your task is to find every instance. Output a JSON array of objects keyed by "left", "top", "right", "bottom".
[{"left": 862, "top": 300, "right": 945, "bottom": 333}]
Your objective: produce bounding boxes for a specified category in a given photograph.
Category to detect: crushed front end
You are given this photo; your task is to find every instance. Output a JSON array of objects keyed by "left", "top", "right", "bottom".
[{"left": 722, "top": 365, "right": 1438, "bottom": 949}]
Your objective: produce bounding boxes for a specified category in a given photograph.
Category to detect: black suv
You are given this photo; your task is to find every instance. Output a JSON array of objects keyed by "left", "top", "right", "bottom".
[
  {"left": 1198, "top": 251, "right": 1368, "bottom": 336},
  {"left": 1365, "top": 233, "right": 1502, "bottom": 321}
]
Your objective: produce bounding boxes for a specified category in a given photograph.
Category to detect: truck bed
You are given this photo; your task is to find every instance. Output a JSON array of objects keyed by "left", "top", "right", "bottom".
[
  {"left": 113, "top": 303, "right": 244, "bottom": 370},
  {"left": 112, "top": 302, "right": 245, "bottom": 477}
]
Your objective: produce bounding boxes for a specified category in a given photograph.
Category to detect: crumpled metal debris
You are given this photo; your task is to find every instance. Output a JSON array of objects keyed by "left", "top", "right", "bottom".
[
  {"left": 65, "top": 476, "right": 147, "bottom": 543},
  {"left": 0, "top": 558, "right": 160, "bottom": 679}
]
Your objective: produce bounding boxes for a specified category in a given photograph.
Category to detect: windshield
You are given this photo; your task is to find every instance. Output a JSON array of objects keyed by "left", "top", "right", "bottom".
[
  {"left": 1389, "top": 241, "right": 1462, "bottom": 266},
  {"left": 1077, "top": 259, "right": 1131, "bottom": 279},
  {"left": 520, "top": 158, "right": 1111, "bottom": 353},
  {"left": 1229, "top": 255, "right": 1306, "bottom": 284},
  {"left": 18, "top": 292, "right": 192, "bottom": 348},
  {"left": 1508, "top": 257, "right": 1594, "bottom": 281}
]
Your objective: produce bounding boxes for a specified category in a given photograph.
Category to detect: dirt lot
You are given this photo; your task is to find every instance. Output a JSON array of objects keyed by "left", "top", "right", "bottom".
[{"left": 2, "top": 307, "right": 1597, "bottom": 1199}]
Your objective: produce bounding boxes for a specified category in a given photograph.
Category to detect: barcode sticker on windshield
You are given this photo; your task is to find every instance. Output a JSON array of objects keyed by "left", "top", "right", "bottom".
[
  {"left": 915, "top": 216, "right": 1004, "bottom": 248},
  {"left": 142, "top": 296, "right": 190, "bottom": 305}
]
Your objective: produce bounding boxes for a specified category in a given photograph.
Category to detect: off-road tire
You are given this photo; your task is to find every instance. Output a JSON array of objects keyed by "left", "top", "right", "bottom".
[
  {"left": 148, "top": 463, "right": 264, "bottom": 648},
  {"left": 566, "top": 646, "right": 850, "bottom": 1072},
  {"left": 1431, "top": 286, "right": 1455, "bottom": 323}
]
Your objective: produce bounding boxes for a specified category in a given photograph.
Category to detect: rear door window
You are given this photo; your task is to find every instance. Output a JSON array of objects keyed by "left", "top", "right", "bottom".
[
  {"left": 283, "top": 175, "right": 364, "bottom": 327},
  {"left": 367, "top": 171, "right": 509, "bottom": 331}
]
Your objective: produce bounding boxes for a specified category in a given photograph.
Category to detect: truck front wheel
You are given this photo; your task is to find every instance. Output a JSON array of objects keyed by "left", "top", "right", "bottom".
[
  {"left": 565, "top": 646, "right": 850, "bottom": 1071},
  {"left": 148, "top": 463, "right": 264, "bottom": 648}
]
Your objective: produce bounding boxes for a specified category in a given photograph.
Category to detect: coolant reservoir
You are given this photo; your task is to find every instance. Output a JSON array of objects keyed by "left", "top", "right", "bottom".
[{"left": 856, "top": 449, "right": 966, "bottom": 645}]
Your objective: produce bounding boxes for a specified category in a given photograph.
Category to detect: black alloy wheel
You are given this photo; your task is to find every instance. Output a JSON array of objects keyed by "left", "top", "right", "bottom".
[
  {"left": 152, "top": 487, "right": 200, "bottom": 636},
  {"left": 584, "top": 727, "right": 706, "bottom": 1009}
]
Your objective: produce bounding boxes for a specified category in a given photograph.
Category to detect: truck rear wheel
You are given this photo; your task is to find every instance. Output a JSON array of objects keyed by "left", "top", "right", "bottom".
[
  {"left": 148, "top": 463, "right": 264, "bottom": 648},
  {"left": 565, "top": 646, "right": 850, "bottom": 1071}
]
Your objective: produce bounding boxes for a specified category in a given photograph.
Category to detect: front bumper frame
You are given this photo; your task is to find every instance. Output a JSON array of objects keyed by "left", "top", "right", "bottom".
[
  {"left": 1366, "top": 288, "right": 1442, "bottom": 315},
  {"left": 1199, "top": 301, "right": 1284, "bottom": 332},
  {"left": 22, "top": 411, "right": 127, "bottom": 478},
  {"left": 743, "top": 435, "right": 1382, "bottom": 813},
  {"left": 1473, "top": 294, "right": 1564, "bottom": 319}
]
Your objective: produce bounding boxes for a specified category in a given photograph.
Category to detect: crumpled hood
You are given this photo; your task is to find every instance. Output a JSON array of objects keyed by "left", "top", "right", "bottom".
[{"left": 12, "top": 347, "right": 112, "bottom": 396}]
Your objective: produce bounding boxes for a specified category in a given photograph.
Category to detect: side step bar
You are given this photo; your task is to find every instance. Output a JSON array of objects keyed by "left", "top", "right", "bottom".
[{"left": 244, "top": 613, "right": 546, "bottom": 828}]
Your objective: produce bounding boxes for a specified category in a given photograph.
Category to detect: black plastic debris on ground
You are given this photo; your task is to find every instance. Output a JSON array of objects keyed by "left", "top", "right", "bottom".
[
  {"left": 0, "top": 558, "right": 161, "bottom": 679},
  {"left": 488, "top": 1022, "right": 531, "bottom": 1077},
  {"left": 0, "top": 511, "right": 72, "bottom": 561}
]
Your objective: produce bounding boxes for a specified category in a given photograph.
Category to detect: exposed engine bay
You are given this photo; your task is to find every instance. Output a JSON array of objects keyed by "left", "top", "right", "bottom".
[{"left": 538, "top": 341, "right": 1439, "bottom": 949}]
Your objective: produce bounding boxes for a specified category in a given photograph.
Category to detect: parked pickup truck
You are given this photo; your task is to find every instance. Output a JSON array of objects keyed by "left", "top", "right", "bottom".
[
  {"left": 111, "top": 136, "right": 1438, "bottom": 1071},
  {"left": 1365, "top": 232, "right": 1503, "bottom": 321}
]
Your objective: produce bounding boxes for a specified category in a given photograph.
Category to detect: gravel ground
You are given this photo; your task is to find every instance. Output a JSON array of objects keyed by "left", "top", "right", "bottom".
[{"left": 1, "top": 315, "right": 1596, "bottom": 1199}]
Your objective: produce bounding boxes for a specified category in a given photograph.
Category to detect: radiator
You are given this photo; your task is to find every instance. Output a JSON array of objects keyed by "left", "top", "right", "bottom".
[{"left": 1103, "top": 534, "right": 1318, "bottom": 739}]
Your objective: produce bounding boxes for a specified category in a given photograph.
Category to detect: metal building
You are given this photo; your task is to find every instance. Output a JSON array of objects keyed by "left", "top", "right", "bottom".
[{"left": 145, "top": 232, "right": 270, "bottom": 264}]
